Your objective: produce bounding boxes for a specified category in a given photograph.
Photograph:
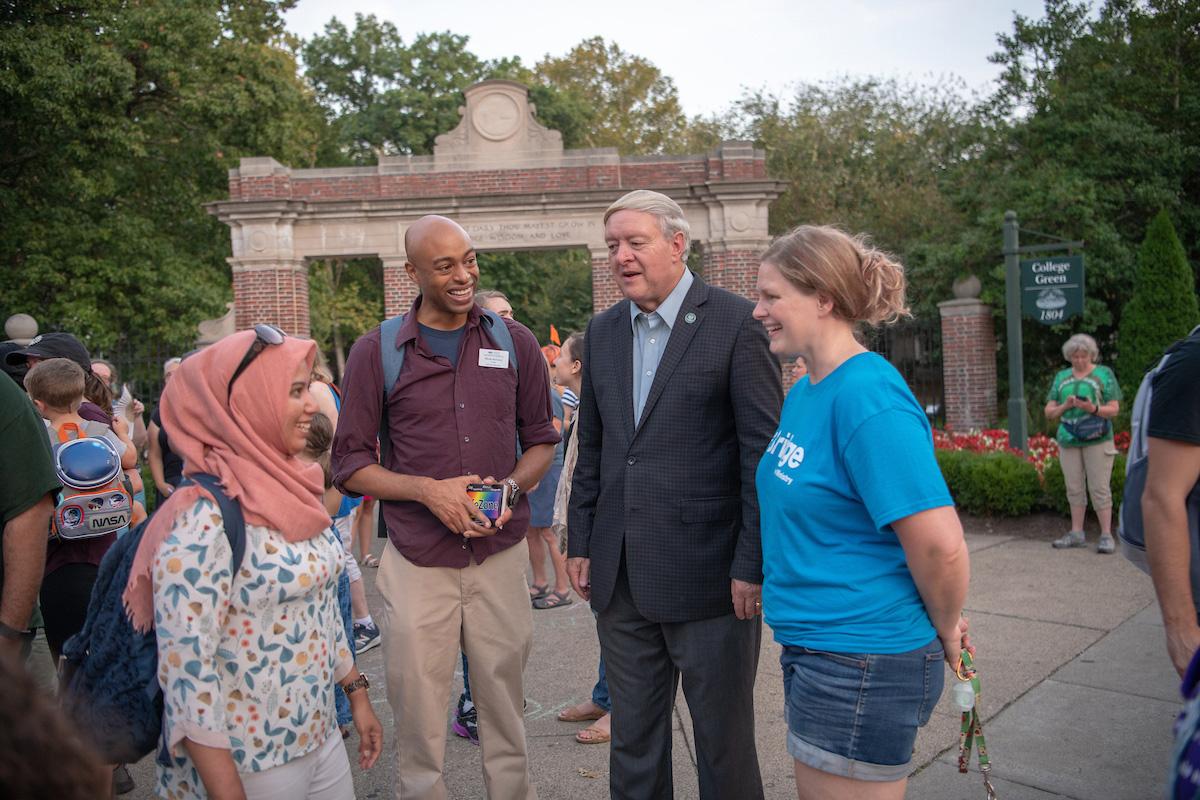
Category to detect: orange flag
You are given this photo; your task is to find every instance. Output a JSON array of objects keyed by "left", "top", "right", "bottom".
[{"left": 549, "top": 325, "right": 561, "bottom": 346}]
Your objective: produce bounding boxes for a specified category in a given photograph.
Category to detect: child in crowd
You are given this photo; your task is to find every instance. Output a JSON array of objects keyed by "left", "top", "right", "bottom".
[
  {"left": 300, "top": 412, "right": 359, "bottom": 740},
  {"left": 309, "top": 367, "right": 381, "bottom": 653},
  {"left": 27, "top": 357, "right": 146, "bottom": 796},
  {"left": 551, "top": 332, "right": 612, "bottom": 744},
  {"left": 24, "top": 358, "right": 144, "bottom": 660}
]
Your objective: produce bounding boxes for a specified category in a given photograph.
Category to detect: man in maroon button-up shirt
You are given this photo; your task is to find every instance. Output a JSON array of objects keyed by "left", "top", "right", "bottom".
[{"left": 332, "top": 215, "right": 558, "bottom": 800}]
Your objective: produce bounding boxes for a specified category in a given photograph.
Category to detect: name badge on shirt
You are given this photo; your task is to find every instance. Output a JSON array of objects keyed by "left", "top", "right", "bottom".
[{"left": 478, "top": 348, "right": 509, "bottom": 369}]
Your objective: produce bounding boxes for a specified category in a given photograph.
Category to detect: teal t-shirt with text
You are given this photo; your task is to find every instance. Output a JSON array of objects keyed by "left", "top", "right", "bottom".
[
  {"left": 1045, "top": 365, "right": 1121, "bottom": 447},
  {"left": 756, "top": 352, "right": 952, "bottom": 653}
]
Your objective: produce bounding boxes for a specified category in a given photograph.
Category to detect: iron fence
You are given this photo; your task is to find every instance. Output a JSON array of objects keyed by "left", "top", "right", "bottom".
[
  {"left": 863, "top": 318, "right": 944, "bottom": 426},
  {"left": 25, "top": 317, "right": 184, "bottom": 408}
]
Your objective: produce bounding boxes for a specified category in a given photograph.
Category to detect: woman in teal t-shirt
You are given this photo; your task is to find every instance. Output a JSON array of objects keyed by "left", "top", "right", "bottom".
[
  {"left": 752, "top": 226, "right": 971, "bottom": 799},
  {"left": 1044, "top": 332, "right": 1122, "bottom": 553}
]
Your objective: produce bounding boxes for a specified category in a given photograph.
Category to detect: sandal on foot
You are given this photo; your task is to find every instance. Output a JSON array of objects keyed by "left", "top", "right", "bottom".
[
  {"left": 576, "top": 723, "right": 611, "bottom": 745},
  {"left": 557, "top": 702, "right": 606, "bottom": 723},
  {"left": 528, "top": 583, "right": 550, "bottom": 602},
  {"left": 533, "top": 590, "right": 573, "bottom": 610},
  {"left": 361, "top": 553, "right": 380, "bottom": 568}
]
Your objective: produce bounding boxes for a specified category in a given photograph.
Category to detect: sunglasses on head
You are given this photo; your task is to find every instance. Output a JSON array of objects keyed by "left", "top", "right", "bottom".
[{"left": 227, "top": 324, "right": 286, "bottom": 401}]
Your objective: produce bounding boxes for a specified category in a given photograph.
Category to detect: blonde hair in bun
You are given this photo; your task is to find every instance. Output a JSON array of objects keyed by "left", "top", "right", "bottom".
[{"left": 761, "top": 225, "right": 909, "bottom": 326}]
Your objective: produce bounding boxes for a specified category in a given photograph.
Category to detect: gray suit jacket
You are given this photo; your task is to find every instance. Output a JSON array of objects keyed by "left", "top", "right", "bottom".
[{"left": 567, "top": 272, "right": 783, "bottom": 622}]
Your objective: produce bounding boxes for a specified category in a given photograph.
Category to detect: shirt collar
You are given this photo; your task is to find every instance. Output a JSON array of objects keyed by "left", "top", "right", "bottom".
[
  {"left": 629, "top": 268, "right": 694, "bottom": 331},
  {"left": 395, "top": 295, "right": 483, "bottom": 348}
]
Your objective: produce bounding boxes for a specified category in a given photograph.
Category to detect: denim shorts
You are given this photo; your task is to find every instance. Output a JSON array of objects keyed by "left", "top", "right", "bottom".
[
  {"left": 781, "top": 638, "right": 945, "bottom": 781},
  {"left": 527, "top": 462, "right": 561, "bottom": 527}
]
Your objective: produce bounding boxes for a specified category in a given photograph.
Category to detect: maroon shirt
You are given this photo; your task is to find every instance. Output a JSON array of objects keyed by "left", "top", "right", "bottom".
[{"left": 332, "top": 298, "right": 559, "bottom": 568}]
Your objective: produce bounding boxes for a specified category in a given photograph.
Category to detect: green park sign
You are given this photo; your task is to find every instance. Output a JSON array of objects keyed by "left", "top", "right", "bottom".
[{"left": 1020, "top": 255, "right": 1084, "bottom": 326}]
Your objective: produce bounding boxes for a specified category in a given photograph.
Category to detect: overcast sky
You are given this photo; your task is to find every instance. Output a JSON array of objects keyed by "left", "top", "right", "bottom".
[{"left": 284, "top": 0, "right": 1051, "bottom": 117}]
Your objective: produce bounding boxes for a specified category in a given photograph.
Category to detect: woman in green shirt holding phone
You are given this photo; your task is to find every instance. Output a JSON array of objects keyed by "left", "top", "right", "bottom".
[{"left": 1045, "top": 332, "right": 1122, "bottom": 553}]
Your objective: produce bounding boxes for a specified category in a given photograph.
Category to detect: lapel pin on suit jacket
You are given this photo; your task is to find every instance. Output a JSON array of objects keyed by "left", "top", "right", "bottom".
[{"left": 684, "top": 312, "right": 697, "bottom": 324}]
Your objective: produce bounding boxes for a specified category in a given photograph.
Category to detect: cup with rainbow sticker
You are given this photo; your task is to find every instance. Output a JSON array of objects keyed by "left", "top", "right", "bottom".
[{"left": 466, "top": 483, "right": 508, "bottom": 525}]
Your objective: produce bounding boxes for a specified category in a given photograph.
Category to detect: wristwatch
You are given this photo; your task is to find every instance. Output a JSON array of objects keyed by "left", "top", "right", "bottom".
[
  {"left": 502, "top": 476, "right": 522, "bottom": 506},
  {"left": 341, "top": 671, "right": 370, "bottom": 697}
]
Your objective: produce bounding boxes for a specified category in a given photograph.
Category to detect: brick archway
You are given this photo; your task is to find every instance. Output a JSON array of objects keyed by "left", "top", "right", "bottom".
[{"left": 206, "top": 80, "right": 784, "bottom": 336}]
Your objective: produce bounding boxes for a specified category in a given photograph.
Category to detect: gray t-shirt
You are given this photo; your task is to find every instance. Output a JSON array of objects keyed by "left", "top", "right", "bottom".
[{"left": 418, "top": 324, "right": 465, "bottom": 369}]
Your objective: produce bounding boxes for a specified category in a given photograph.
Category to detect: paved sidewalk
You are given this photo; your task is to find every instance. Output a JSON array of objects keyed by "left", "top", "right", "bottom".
[{"left": 125, "top": 524, "right": 1177, "bottom": 799}]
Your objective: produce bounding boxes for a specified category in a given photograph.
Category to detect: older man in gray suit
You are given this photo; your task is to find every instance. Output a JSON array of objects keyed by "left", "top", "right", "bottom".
[{"left": 567, "top": 190, "right": 782, "bottom": 799}]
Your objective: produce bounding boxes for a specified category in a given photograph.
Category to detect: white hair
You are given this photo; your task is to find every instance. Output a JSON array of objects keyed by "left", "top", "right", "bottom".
[
  {"left": 1062, "top": 333, "right": 1100, "bottom": 363},
  {"left": 604, "top": 190, "right": 691, "bottom": 258}
]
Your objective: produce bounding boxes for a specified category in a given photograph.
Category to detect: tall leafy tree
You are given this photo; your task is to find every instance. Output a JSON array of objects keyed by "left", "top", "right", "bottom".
[
  {"left": 534, "top": 37, "right": 689, "bottom": 155},
  {"left": 727, "top": 79, "right": 977, "bottom": 272},
  {"left": 478, "top": 250, "right": 593, "bottom": 346},
  {"left": 303, "top": 15, "right": 515, "bottom": 161},
  {"left": 914, "top": 0, "right": 1200, "bottom": 417},
  {"left": 0, "top": 0, "right": 321, "bottom": 352},
  {"left": 308, "top": 258, "right": 384, "bottom": 379}
]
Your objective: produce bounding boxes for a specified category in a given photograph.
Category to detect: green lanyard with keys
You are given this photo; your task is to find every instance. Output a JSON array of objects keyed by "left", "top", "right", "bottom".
[{"left": 955, "top": 649, "right": 997, "bottom": 799}]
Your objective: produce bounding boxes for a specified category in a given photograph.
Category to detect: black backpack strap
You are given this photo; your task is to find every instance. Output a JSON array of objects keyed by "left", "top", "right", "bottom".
[{"left": 183, "top": 473, "right": 247, "bottom": 573}]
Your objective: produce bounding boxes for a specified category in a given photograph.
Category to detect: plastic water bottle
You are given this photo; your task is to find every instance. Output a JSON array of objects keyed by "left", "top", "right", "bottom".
[{"left": 951, "top": 680, "right": 976, "bottom": 712}]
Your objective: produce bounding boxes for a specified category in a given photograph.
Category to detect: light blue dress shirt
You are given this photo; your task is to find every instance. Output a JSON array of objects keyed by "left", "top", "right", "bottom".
[{"left": 630, "top": 269, "right": 695, "bottom": 424}]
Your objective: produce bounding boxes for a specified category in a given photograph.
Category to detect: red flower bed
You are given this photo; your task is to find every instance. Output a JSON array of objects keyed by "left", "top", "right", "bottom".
[{"left": 934, "top": 427, "right": 1129, "bottom": 476}]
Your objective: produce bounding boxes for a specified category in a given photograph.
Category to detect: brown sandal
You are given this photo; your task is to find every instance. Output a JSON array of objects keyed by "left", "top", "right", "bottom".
[
  {"left": 575, "top": 723, "right": 611, "bottom": 745},
  {"left": 533, "top": 589, "right": 573, "bottom": 610},
  {"left": 557, "top": 702, "right": 606, "bottom": 723}
]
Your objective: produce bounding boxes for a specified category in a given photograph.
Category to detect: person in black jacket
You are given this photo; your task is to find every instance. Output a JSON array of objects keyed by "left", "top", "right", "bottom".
[{"left": 567, "top": 190, "right": 782, "bottom": 800}]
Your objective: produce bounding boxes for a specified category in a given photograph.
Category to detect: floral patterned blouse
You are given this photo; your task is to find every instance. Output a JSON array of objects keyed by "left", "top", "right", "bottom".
[{"left": 152, "top": 495, "right": 352, "bottom": 799}]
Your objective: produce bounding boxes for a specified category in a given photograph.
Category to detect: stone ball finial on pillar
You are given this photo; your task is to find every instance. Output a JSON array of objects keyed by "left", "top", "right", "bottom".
[
  {"left": 952, "top": 273, "right": 982, "bottom": 300},
  {"left": 5, "top": 313, "right": 38, "bottom": 345}
]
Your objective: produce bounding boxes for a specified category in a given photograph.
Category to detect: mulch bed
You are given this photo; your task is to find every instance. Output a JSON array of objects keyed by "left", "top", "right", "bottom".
[{"left": 960, "top": 510, "right": 1080, "bottom": 541}]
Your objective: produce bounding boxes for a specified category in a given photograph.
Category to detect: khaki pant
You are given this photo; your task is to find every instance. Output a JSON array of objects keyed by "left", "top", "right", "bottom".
[
  {"left": 240, "top": 731, "right": 354, "bottom": 800},
  {"left": 376, "top": 541, "right": 536, "bottom": 800},
  {"left": 1059, "top": 441, "right": 1117, "bottom": 509}
]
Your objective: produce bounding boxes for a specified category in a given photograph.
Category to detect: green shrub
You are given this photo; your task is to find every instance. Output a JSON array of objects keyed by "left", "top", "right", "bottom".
[
  {"left": 935, "top": 450, "right": 973, "bottom": 498},
  {"left": 1116, "top": 210, "right": 1200, "bottom": 425},
  {"left": 1041, "top": 451, "right": 1127, "bottom": 515},
  {"left": 937, "top": 450, "right": 1042, "bottom": 516}
]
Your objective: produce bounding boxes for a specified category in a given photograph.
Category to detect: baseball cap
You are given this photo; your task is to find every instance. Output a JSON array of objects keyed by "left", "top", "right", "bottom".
[
  {"left": 0, "top": 341, "right": 26, "bottom": 387},
  {"left": 5, "top": 332, "right": 92, "bottom": 371}
]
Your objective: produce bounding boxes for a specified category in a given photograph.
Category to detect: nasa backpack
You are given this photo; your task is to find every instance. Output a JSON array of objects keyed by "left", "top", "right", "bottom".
[{"left": 50, "top": 422, "right": 133, "bottom": 540}]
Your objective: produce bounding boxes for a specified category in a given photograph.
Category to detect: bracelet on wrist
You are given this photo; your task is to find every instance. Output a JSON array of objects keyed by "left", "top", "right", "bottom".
[{"left": 0, "top": 620, "right": 30, "bottom": 640}]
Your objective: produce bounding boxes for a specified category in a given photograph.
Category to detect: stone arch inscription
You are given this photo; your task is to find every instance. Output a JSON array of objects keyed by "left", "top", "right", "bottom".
[{"left": 206, "top": 79, "right": 784, "bottom": 336}]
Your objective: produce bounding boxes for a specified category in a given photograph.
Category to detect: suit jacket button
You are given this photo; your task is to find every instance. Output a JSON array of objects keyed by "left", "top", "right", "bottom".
[{"left": 627, "top": 456, "right": 636, "bottom": 465}]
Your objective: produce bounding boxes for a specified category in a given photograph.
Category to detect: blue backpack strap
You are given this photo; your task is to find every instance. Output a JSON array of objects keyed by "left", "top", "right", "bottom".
[
  {"left": 480, "top": 308, "right": 523, "bottom": 458},
  {"left": 380, "top": 314, "right": 408, "bottom": 401},
  {"left": 378, "top": 313, "right": 407, "bottom": 463},
  {"left": 479, "top": 308, "right": 518, "bottom": 371},
  {"left": 185, "top": 473, "right": 246, "bottom": 573}
]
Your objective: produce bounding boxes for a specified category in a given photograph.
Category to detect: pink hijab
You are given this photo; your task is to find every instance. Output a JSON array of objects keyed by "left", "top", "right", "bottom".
[{"left": 123, "top": 329, "right": 332, "bottom": 632}]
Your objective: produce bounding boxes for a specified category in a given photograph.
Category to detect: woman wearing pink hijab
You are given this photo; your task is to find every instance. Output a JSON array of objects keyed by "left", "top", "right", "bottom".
[{"left": 123, "top": 326, "right": 382, "bottom": 800}]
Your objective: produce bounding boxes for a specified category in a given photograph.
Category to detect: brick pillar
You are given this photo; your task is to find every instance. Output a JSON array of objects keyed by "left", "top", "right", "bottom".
[
  {"left": 230, "top": 260, "right": 311, "bottom": 338},
  {"left": 381, "top": 257, "right": 418, "bottom": 318},
  {"left": 590, "top": 248, "right": 622, "bottom": 312},
  {"left": 700, "top": 243, "right": 763, "bottom": 301},
  {"left": 938, "top": 298, "right": 997, "bottom": 431}
]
